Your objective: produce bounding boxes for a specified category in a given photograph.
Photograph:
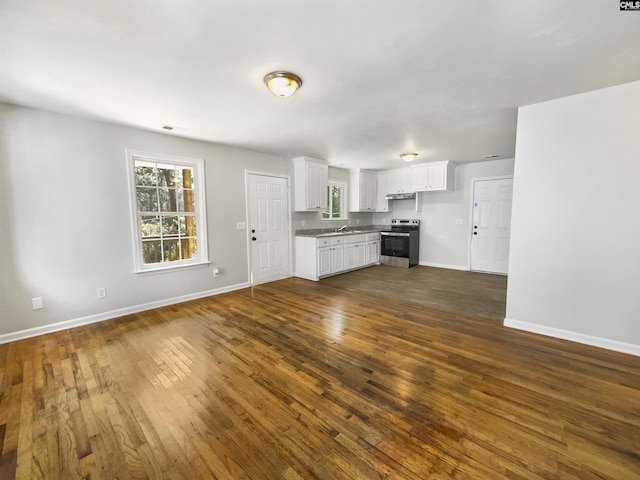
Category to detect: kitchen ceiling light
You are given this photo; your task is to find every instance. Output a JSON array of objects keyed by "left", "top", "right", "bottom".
[
  {"left": 400, "top": 152, "right": 418, "bottom": 162},
  {"left": 264, "top": 71, "right": 303, "bottom": 98}
]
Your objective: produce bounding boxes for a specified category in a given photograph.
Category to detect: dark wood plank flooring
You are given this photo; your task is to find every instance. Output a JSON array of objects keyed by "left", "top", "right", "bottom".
[
  {"left": 321, "top": 265, "right": 508, "bottom": 322},
  {"left": 0, "top": 276, "right": 638, "bottom": 479}
]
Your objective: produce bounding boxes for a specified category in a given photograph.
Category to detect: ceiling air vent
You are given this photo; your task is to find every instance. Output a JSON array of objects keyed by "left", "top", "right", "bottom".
[
  {"left": 161, "top": 125, "right": 175, "bottom": 131},
  {"left": 482, "top": 154, "right": 500, "bottom": 159}
]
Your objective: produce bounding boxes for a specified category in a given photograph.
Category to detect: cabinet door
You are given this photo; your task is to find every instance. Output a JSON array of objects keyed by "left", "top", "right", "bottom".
[
  {"left": 355, "top": 243, "right": 367, "bottom": 267},
  {"left": 355, "top": 170, "right": 376, "bottom": 210},
  {"left": 331, "top": 246, "right": 344, "bottom": 272},
  {"left": 399, "top": 169, "right": 414, "bottom": 193},
  {"left": 427, "top": 163, "right": 447, "bottom": 190},
  {"left": 387, "top": 170, "right": 401, "bottom": 193},
  {"left": 366, "top": 241, "right": 380, "bottom": 264},
  {"left": 318, "top": 247, "right": 332, "bottom": 276},
  {"left": 376, "top": 172, "right": 389, "bottom": 212},
  {"left": 294, "top": 157, "right": 328, "bottom": 211},
  {"left": 343, "top": 244, "right": 356, "bottom": 270},
  {"left": 412, "top": 164, "right": 430, "bottom": 191},
  {"left": 308, "top": 162, "right": 328, "bottom": 209}
]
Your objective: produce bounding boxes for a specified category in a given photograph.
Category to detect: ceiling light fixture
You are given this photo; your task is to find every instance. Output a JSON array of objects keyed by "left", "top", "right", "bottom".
[
  {"left": 400, "top": 152, "right": 418, "bottom": 162},
  {"left": 264, "top": 71, "right": 303, "bottom": 98}
]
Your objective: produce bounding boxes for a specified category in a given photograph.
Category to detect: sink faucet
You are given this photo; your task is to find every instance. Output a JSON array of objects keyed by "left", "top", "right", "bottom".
[{"left": 337, "top": 224, "right": 348, "bottom": 232}]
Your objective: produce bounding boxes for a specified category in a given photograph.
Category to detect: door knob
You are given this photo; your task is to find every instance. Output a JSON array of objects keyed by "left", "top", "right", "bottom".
[
  {"left": 251, "top": 229, "right": 256, "bottom": 233},
  {"left": 252, "top": 237, "right": 257, "bottom": 241},
  {"left": 473, "top": 232, "right": 477, "bottom": 235}
]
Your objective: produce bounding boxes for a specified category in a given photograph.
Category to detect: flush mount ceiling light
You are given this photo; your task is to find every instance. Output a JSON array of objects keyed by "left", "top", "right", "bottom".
[
  {"left": 400, "top": 152, "right": 418, "bottom": 162},
  {"left": 263, "top": 71, "right": 303, "bottom": 98}
]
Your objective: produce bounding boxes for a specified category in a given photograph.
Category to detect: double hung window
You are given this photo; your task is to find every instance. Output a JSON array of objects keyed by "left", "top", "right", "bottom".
[
  {"left": 322, "top": 181, "right": 346, "bottom": 220},
  {"left": 127, "top": 150, "right": 209, "bottom": 273}
]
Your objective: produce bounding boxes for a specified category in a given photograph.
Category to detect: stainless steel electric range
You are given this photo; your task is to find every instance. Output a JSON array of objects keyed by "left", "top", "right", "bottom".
[{"left": 380, "top": 219, "right": 420, "bottom": 268}]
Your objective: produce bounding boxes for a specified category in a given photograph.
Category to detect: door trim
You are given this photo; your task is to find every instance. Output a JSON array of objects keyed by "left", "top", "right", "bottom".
[
  {"left": 467, "top": 175, "right": 513, "bottom": 273},
  {"left": 244, "top": 170, "right": 292, "bottom": 285}
]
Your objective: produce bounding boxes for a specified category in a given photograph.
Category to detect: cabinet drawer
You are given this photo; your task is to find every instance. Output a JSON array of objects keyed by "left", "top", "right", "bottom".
[
  {"left": 331, "top": 237, "right": 344, "bottom": 246},
  {"left": 366, "top": 233, "right": 380, "bottom": 242},
  {"left": 344, "top": 234, "right": 366, "bottom": 244},
  {"left": 318, "top": 238, "right": 331, "bottom": 247}
]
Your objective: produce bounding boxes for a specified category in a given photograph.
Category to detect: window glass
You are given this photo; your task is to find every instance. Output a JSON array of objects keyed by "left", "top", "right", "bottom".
[{"left": 322, "top": 181, "right": 346, "bottom": 220}]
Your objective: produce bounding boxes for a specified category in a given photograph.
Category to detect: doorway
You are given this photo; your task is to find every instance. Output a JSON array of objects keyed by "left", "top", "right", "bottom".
[
  {"left": 470, "top": 176, "right": 513, "bottom": 274},
  {"left": 246, "top": 172, "right": 291, "bottom": 285}
]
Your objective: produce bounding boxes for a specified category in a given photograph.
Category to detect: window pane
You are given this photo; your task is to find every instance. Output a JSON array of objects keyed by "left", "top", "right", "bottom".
[
  {"left": 184, "top": 215, "right": 196, "bottom": 236},
  {"left": 157, "top": 166, "right": 177, "bottom": 187},
  {"left": 142, "top": 240, "right": 162, "bottom": 264},
  {"left": 176, "top": 187, "right": 184, "bottom": 211},
  {"left": 158, "top": 188, "right": 178, "bottom": 212},
  {"left": 162, "top": 239, "right": 180, "bottom": 262},
  {"left": 161, "top": 216, "right": 180, "bottom": 236},
  {"left": 140, "top": 216, "right": 161, "bottom": 237},
  {"left": 135, "top": 166, "right": 157, "bottom": 186},
  {"left": 181, "top": 167, "right": 194, "bottom": 188},
  {"left": 181, "top": 238, "right": 197, "bottom": 260},
  {"left": 137, "top": 188, "right": 158, "bottom": 212}
]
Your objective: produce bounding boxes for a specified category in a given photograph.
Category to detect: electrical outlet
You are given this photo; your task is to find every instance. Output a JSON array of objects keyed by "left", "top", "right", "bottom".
[
  {"left": 97, "top": 287, "right": 107, "bottom": 299},
  {"left": 301, "top": 220, "right": 306, "bottom": 227},
  {"left": 32, "top": 297, "right": 43, "bottom": 310},
  {"left": 213, "top": 268, "right": 220, "bottom": 277}
]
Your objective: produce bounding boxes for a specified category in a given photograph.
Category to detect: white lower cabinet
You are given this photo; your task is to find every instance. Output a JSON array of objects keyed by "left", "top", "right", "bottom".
[
  {"left": 295, "top": 232, "right": 381, "bottom": 281},
  {"left": 366, "top": 239, "right": 380, "bottom": 264}
]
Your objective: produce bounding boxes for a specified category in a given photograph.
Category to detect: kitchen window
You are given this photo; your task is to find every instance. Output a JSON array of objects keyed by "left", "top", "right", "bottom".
[
  {"left": 322, "top": 181, "right": 346, "bottom": 220},
  {"left": 127, "top": 150, "right": 209, "bottom": 273}
]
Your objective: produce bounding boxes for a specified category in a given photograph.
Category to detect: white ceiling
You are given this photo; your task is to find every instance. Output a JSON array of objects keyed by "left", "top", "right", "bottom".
[{"left": 1, "top": 1, "right": 640, "bottom": 170}]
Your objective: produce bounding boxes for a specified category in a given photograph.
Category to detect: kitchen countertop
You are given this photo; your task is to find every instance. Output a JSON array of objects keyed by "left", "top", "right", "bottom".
[{"left": 295, "top": 225, "right": 386, "bottom": 238}]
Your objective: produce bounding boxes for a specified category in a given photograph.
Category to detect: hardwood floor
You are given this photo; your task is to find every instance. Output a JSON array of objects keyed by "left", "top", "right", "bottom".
[
  {"left": 0, "top": 276, "right": 639, "bottom": 479},
  {"left": 320, "top": 265, "right": 508, "bottom": 322}
]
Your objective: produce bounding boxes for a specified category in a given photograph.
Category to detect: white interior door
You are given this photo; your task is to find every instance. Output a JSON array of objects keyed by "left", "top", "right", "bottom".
[
  {"left": 470, "top": 177, "right": 513, "bottom": 274},
  {"left": 248, "top": 173, "right": 290, "bottom": 284}
]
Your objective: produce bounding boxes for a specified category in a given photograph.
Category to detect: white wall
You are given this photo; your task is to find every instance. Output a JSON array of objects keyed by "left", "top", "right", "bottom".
[
  {"left": 372, "top": 158, "right": 515, "bottom": 269},
  {"left": 0, "top": 103, "right": 287, "bottom": 340},
  {"left": 505, "top": 80, "right": 640, "bottom": 355}
]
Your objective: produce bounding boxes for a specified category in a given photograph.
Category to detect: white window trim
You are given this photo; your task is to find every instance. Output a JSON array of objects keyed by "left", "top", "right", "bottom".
[
  {"left": 322, "top": 180, "right": 348, "bottom": 221},
  {"left": 126, "top": 149, "right": 210, "bottom": 274}
]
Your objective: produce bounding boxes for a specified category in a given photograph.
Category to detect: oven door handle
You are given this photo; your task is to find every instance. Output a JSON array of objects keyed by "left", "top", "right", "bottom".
[{"left": 381, "top": 232, "right": 410, "bottom": 237}]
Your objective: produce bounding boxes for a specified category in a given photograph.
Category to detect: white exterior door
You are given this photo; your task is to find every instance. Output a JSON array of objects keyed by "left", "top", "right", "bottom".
[
  {"left": 470, "top": 177, "right": 513, "bottom": 274},
  {"left": 248, "top": 173, "right": 290, "bottom": 284}
]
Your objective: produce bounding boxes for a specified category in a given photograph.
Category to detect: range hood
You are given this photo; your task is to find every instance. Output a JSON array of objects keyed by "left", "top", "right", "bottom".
[{"left": 385, "top": 192, "right": 416, "bottom": 200}]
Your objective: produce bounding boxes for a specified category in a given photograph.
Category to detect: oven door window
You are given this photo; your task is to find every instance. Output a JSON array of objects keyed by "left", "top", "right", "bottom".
[{"left": 381, "top": 235, "right": 409, "bottom": 257}]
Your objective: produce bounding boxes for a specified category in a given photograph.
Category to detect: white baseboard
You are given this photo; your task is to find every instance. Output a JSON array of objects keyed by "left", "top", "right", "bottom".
[
  {"left": 0, "top": 282, "right": 250, "bottom": 345},
  {"left": 504, "top": 318, "right": 640, "bottom": 357},
  {"left": 419, "top": 261, "right": 469, "bottom": 271}
]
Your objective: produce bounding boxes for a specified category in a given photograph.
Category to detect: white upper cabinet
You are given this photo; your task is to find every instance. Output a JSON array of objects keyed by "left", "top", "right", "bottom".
[
  {"left": 293, "top": 156, "right": 328, "bottom": 211},
  {"left": 386, "top": 168, "right": 414, "bottom": 194},
  {"left": 375, "top": 171, "right": 389, "bottom": 212},
  {"left": 411, "top": 161, "right": 455, "bottom": 192},
  {"left": 349, "top": 168, "right": 377, "bottom": 211}
]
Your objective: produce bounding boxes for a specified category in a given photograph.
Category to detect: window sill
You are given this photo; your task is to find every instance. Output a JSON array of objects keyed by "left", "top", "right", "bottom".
[{"left": 133, "top": 260, "right": 211, "bottom": 276}]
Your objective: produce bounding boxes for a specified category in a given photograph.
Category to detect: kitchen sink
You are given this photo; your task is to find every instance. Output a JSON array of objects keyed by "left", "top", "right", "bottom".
[{"left": 316, "top": 230, "right": 364, "bottom": 237}]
